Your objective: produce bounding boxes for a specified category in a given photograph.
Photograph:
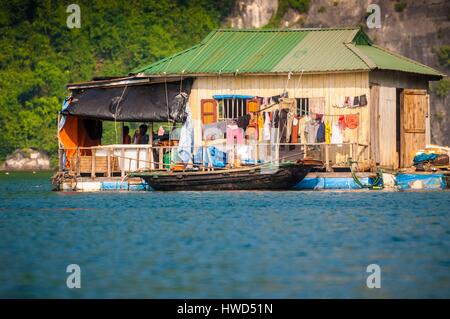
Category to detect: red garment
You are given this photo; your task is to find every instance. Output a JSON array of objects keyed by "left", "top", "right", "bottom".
[
  {"left": 345, "top": 114, "right": 359, "bottom": 129},
  {"left": 291, "top": 116, "right": 299, "bottom": 143},
  {"left": 338, "top": 115, "right": 346, "bottom": 130}
]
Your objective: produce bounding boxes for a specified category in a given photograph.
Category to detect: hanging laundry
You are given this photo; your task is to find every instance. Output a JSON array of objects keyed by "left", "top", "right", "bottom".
[
  {"left": 285, "top": 109, "right": 295, "bottom": 143},
  {"left": 359, "top": 94, "right": 367, "bottom": 106},
  {"left": 158, "top": 126, "right": 165, "bottom": 136},
  {"left": 338, "top": 115, "right": 346, "bottom": 130},
  {"left": 309, "top": 97, "right": 325, "bottom": 114},
  {"left": 331, "top": 121, "right": 343, "bottom": 144},
  {"left": 178, "top": 103, "right": 194, "bottom": 164},
  {"left": 245, "top": 114, "right": 258, "bottom": 140},
  {"left": 226, "top": 124, "right": 244, "bottom": 145},
  {"left": 237, "top": 114, "right": 251, "bottom": 129},
  {"left": 203, "top": 121, "right": 227, "bottom": 140},
  {"left": 344, "top": 96, "right": 351, "bottom": 107},
  {"left": 270, "top": 94, "right": 282, "bottom": 104},
  {"left": 305, "top": 119, "right": 319, "bottom": 144},
  {"left": 272, "top": 110, "right": 280, "bottom": 128},
  {"left": 258, "top": 113, "right": 264, "bottom": 142},
  {"left": 291, "top": 116, "right": 299, "bottom": 144},
  {"left": 345, "top": 114, "right": 359, "bottom": 129},
  {"left": 348, "top": 96, "right": 354, "bottom": 108},
  {"left": 279, "top": 108, "right": 289, "bottom": 143},
  {"left": 298, "top": 116, "right": 308, "bottom": 144},
  {"left": 315, "top": 113, "right": 324, "bottom": 121},
  {"left": 270, "top": 127, "right": 279, "bottom": 145},
  {"left": 325, "top": 121, "right": 331, "bottom": 144},
  {"left": 337, "top": 96, "right": 346, "bottom": 108},
  {"left": 353, "top": 96, "right": 360, "bottom": 107},
  {"left": 263, "top": 112, "right": 271, "bottom": 141},
  {"left": 316, "top": 120, "right": 325, "bottom": 143}
]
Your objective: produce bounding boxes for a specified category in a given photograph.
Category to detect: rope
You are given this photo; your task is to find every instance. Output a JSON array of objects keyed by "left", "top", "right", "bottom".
[
  {"left": 114, "top": 85, "right": 128, "bottom": 144},
  {"left": 349, "top": 161, "right": 384, "bottom": 189}
]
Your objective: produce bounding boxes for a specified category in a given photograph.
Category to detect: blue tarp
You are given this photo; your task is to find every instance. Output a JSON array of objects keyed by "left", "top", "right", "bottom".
[
  {"left": 294, "top": 177, "right": 374, "bottom": 190},
  {"left": 413, "top": 153, "right": 438, "bottom": 165},
  {"left": 193, "top": 146, "right": 227, "bottom": 168},
  {"left": 396, "top": 174, "right": 445, "bottom": 190},
  {"left": 213, "top": 94, "right": 254, "bottom": 100}
]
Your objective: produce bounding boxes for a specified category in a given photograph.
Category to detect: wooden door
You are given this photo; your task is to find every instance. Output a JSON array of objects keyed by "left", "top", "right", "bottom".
[
  {"left": 400, "top": 89, "right": 428, "bottom": 167},
  {"left": 201, "top": 99, "right": 217, "bottom": 124}
]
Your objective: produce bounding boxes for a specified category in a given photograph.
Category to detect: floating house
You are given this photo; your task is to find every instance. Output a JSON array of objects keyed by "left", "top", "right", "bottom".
[{"left": 57, "top": 27, "right": 445, "bottom": 191}]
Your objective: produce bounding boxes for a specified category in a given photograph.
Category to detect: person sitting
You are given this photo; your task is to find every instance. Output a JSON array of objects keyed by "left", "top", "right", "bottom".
[
  {"left": 122, "top": 126, "right": 131, "bottom": 144},
  {"left": 139, "top": 124, "right": 149, "bottom": 144},
  {"left": 132, "top": 129, "right": 141, "bottom": 144}
]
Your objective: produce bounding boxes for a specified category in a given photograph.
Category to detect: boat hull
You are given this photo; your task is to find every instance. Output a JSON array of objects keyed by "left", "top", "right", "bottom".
[{"left": 134, "top": 162, "right": 320, "bottom": 191}]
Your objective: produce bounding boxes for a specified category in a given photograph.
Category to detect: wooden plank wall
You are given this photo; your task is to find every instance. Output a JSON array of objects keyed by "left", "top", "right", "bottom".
[
  {"left": 369, "top": 70, "right": 430, "bottom": 168},
  {"left": 188, "top": 72, "right": 371, "bottom": 164},
  {"left": 378, "top": 86, "right": 397, "bottom": 168}
]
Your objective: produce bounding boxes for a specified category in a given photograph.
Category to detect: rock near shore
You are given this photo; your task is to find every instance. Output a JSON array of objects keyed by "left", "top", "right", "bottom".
[{"left": 1, "top": 148, "right": 50, "bottom": 171}]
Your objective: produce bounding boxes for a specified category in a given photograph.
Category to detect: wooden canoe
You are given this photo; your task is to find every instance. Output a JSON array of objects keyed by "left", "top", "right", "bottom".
[{"left": 130, "top": 159, "right": 323, "bottom": 191}]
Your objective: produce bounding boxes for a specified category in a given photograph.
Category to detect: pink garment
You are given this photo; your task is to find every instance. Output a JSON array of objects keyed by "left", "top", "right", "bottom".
[{"left": 226, "top": 124, "right": 244, "bottom": 145}]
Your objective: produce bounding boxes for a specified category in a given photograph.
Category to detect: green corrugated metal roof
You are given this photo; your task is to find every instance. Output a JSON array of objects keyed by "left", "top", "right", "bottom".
[
  {"left": 133, "top": 27, "right": 443, "bottom": 77},
  {"left": 354, "top": 44, "right": 443, "bottom": 77}
]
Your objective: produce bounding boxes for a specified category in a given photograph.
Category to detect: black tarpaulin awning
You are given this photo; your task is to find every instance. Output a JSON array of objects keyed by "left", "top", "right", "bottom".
[{"left": 63, "top": 78, "right": 192, "bottom": 122}]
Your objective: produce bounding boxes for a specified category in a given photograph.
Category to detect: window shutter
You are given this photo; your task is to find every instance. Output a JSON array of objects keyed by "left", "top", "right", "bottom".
[
  {"left": 246, "top": 98, "right": 260, "bottom": 113},
  {"left": 201, "top": 99, "right": 217, "bottom": 124}
]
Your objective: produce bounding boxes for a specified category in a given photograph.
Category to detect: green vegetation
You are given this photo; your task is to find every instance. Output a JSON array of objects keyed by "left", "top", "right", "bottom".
[
  {"left": 433, "top": 45, "right": 450, "bottom": 68},
  {"left": 394, "top": 1, "right": 407, "bottom": 13},
  {"left": 0, "top": 0, "right": 233, "bottom": 162},
  {"left": 434, "top": 79, "right": 450, "bottom": 98},
  {"left": 266, "top": 0, "right": 310, "bottom": 28}
]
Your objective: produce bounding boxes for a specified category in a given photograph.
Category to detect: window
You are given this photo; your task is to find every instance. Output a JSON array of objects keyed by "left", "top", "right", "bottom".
[
  {"left": 296, "top": 98, "right": 309, "bottom": 116},
  {"left": 218, "top": 98, "right": 248, "bottom": 120}
]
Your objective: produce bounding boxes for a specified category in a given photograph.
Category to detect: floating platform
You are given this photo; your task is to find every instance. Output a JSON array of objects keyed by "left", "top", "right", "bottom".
[{"left": 56, "top": 172, "right": 448, "bottom": 192}]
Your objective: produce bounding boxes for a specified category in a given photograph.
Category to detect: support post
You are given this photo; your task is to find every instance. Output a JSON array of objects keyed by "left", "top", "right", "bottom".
[
  {"left": 107, "top": 148, "right": 111, "bottom": 177},
  {"left": 91, "top": 148, "right": 96, "bottom": 179},
  {"left": 325, "top": 144, "right": 330, "bottom": 172},
  {"left": 121, "top": 148, "right": 125, "bottom": 178},
  {"left": 149, "top": 147, "right": 154, "bottom": 170},
  {"left": 136, "top": 147, "right": 140, "bottom": 170},
  {"left": 76, "top": 147, "right": 80, "bottom": 176},
  {"left": 57, "top": 113, "right": 62, "bottom": 173}
]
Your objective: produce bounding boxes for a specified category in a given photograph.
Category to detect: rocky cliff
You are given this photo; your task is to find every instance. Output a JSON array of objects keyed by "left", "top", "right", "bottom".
[
  {"left": 226, "top": 0, "right": 450, "bottom": 146},
  {"left": 1, "top": 149, "right": 50, "bottom": 171}
]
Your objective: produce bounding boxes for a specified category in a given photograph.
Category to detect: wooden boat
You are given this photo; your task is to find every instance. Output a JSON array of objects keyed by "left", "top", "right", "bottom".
[{"left": 130, "top": 159, "right": 323, "bottom": 191}]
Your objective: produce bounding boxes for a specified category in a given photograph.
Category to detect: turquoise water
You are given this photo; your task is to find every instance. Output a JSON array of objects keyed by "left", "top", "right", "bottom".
[{"left": 0, "top": 172, "right": 449, "bottom": 298}]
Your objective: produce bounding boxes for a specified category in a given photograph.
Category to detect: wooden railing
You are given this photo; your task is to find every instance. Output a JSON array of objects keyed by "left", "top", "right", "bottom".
[{"left": 59, "top": 142, "right": 369, "bottom": 177}]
